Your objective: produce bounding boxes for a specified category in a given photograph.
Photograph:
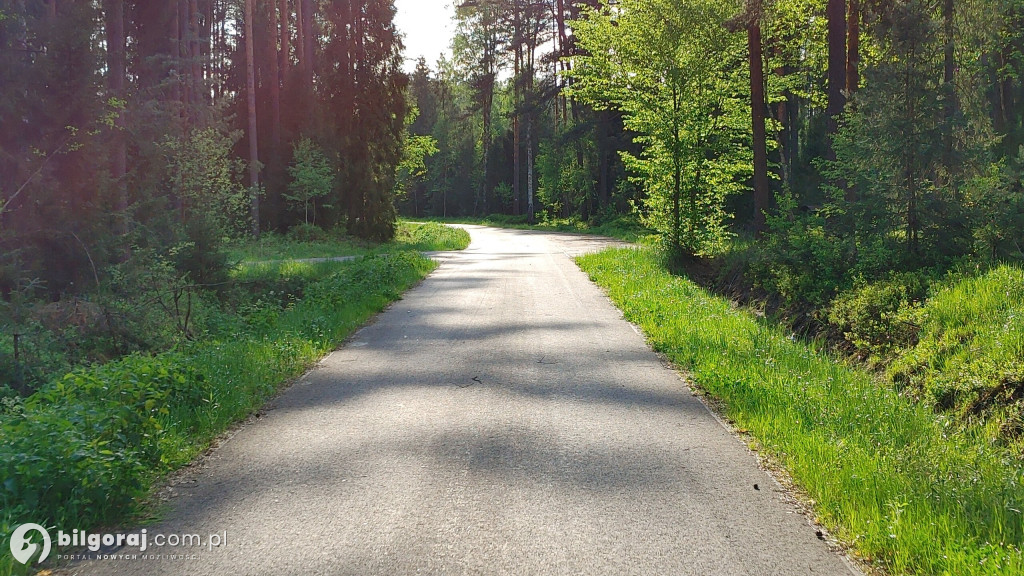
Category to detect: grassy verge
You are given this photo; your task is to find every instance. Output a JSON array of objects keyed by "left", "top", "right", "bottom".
[
  {"left": 417, "top": 214, "right": 655, "bottom": 244},
  {"left": 0, "top": 253, "right": 437, "bottom": 575},
  {"left": 228, "top": 220, "right": 471, "bottom": 262},
  {"left": 887, "top": 265, "right": 1024, "bottom": 447},
  {"left": 577, "top": 247, "right": 1024, "bottom": 576}
]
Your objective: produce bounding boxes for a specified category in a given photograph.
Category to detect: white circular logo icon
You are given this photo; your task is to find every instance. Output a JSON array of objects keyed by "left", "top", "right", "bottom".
[{"left": 10, "top": 523, "right": 51, "bottom": 565}]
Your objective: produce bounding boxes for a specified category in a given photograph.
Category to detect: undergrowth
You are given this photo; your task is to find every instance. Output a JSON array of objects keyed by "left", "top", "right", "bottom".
[
  {"left": 0, "top": 253, "right": 437, "bottom": 574},
  {"left": 228, "top": 220, "right": 470, "bottom": 262}
]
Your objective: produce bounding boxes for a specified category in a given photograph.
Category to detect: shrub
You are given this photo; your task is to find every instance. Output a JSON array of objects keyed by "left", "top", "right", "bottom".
[
  {"left": 286, "top": 222, "right": 331, "bottom": 244},
  {"left": 827, "top": 272, "right": 929, "bottom": 360},
  {"left": 0, "top": 355, "right": 200, "bottom": 528},
  {"left": 752, "top": 208, "right": 851, "bottom": 306}
]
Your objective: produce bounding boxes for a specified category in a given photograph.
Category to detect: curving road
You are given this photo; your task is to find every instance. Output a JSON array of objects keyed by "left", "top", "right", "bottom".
[{"left": 61, "top": 225, "right": 857, "bottom": 576}]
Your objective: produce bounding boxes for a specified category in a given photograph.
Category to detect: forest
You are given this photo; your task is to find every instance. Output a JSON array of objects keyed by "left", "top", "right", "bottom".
[
  {"left": 406, "top": 0, "right": 1024, "bottom": 443},
  {"left": 2, "top": 0, "right": 1024, "bottom": 574}
]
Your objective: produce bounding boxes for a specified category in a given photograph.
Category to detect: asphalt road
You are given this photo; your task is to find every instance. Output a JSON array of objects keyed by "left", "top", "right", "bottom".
[{"left": 61, "top": 226, "right": 858, "bottom": 576}]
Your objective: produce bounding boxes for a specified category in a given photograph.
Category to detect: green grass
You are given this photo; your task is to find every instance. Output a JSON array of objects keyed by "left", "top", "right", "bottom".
[
  {"left": 418, "top": 214, "right": 656, "bottom": 244},
  {"left": 0, "top": 253, "right": 437, "bottom": 575},
  {"left": 889, "top": 265, "right": 1024, "bottom": 445},
  {"left": 577, "top": 247, "right": 1024, "bottom": 575},
  {"left": 228, "top": 221, "right": 471, "bottom": 262}
]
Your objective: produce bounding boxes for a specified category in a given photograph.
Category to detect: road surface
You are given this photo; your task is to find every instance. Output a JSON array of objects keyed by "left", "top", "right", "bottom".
[{"left": 61, "top": 225, "right": 857, "bottom": 576}]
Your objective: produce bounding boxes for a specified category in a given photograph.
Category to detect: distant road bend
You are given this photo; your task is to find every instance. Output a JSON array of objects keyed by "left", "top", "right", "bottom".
[{"left": 65, "top": 225, "right": 859, "bottom": 576}]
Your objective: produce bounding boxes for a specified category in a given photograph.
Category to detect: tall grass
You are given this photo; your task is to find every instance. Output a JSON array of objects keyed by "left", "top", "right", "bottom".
[
  {"left": 228, "top": 220, "right": 470, "bottom": 262},
  {"left": 889, "top": 265, "right": 1024, "bottom": 444},
  {"left": 577, "top": 247, "right": 1024, "bottom": 575},
  {"left": 0, "top": 253, "right": 437, "bottom": 575}
]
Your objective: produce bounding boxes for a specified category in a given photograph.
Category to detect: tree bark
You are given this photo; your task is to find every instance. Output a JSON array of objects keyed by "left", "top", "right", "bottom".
[
  {"left": 202, "top": 0, "right": 213, "bottom": 95},
  {"left": 526, "top": 19, "right": 537, "bottom": 224},
  {"left": 190, "top": 0, "right": 202, "bottom": 104},
  {"left": 279, "top": 0, "right": 290, "bottom": 76},
  {"left": 104, "top": 0, "right": 128, "bottom": 242},
  {"left": 171, "top": 2, "right": 182, "bottom": 105},
  {"left": 748, "top": 13, "right": 769, "bottom": 235},
  {"left": 513, "top": 40, "right": 521, "bottom": 215},
  {"left": 296, "top": 0, "right": 305, "bottom": 81},
  {"left": 825, "top": 0, "right": 846, "bottom": 160},
  {"left": 245, "top": 0, "right": 261, "bottom": 237},
  {"left": 526, "top": 114, "right": 534, "bottom": 223},
  {"left": 845, "top": 0, "right": 859, "bottom": 95},
  {"left": 268, "top": 0, "right": 281, "bottom": 150},
  {"left": 301, "top": 0, "right": 314, "bottom": 94}
]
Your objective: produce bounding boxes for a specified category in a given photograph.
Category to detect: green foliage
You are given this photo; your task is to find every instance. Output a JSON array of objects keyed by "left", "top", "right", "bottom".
[
  {"left": 316, "top": 2, "right": 407, "bottom": 240},
  {"left": 395, "top": 107, "right": 440, "bottom": 203},
  {"left": 162, "top": 127, "right": 251, "bottom": 240},
  {"left": 569, "top": 0, "right": 750, "bottom": 257},
  {"left": 827, "top": 0, "right": 998, "bottom": 265},
  {"left": 578, "top": 247, "right": 1024, "bottom": 576},
  {"left": 286, "top": 222, "right": 332, "bottom": 244},
  {"left": 889, "top": 265, "right": 1024, "bottom": 445},
  {"left": 827, "top": 272, "right": 930, "bottom": 359},
  {"left": 391, "top": 222, "right": 471, "bottom": 252},
  {"left": 537, "top": 135, "right": 595, "bottom": 219},
  {"left": 228, "top": 222, "right": 467, "bottom": 262},
  {"left": 1, "top": 253, "right": 437, "bottom": 570},
  {"left": 972, "top": 148, "right": 1024, "bottom": 261},
  {"left": 751, "top": 195, "right": 853, "bottom": 305},
  {"left": 286, "top": 138, "right": 334, "bottom": 225}
]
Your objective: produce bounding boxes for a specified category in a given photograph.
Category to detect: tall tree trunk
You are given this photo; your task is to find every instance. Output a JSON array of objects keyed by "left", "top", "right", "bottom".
[
  {"left": 555, "top": 0, "right": 569, "bottom": 126},
  {"left": 825, "top": 0, "right": 846, "bottom": 160},
  {"left": 171, "top": 2, "right": 182, "bottom": 106},
  {"left": 245, "top": 0, "right": 260, "bottom": 238},
  {"left": 279, "top": 0, "right": 289, "bottom": 77},
  {"left": 268, "top": 0, "right": 281, "bottom": 150},
  {"left": 104, "top": 0, "right": 128, "bottom": 242},
  {"left": 526, "top": 32, "right": 536, "bottom": 223},
  {"left": 597, "top": 111, "right": 611, "bottom": 209},
  {"left": 477, "top": 6, "right": 494, "bottom": 217},
  {"left": 179, "top": 1, "right": 192, "bottom": 110},
  {"left": 189, "top": 0, "right": 202, "bottom": 104},
  {"left": 202, "top": 0, "right": 213, "bottom": 95},
  {"left": 296, "top": 0, "right": 305, "bottom": 81},
  {"left": 526, "top": 114, "right": 534, "bottom": 223},
  {"left": 846, "top": 0, "right": 859, "bottom": 95},
  {"left": 747, "top": 3, "right": 769, "bottom": 235},
  {"left": 301, "top": 0, "right": 314, "bottom": 94}
]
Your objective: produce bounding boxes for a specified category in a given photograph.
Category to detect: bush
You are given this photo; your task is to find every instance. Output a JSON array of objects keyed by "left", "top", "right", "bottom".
[
  {"left": 0, "top": 355, "right": 200, "bottom": 529},
  {"left": 171, "top": 216, "right": 232, "bottom": 287},
  {"left": 752, "top": 208, "right": 851, "bottom": 306},
  {"left": 286, "top": 222, "right": 331, "bottom": 244},
  {"left": 393, "top": 222, "right": 471, "bottom": 252},
  {"left": 827, "top": 272, "right": 929, "bottom": 360}
]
